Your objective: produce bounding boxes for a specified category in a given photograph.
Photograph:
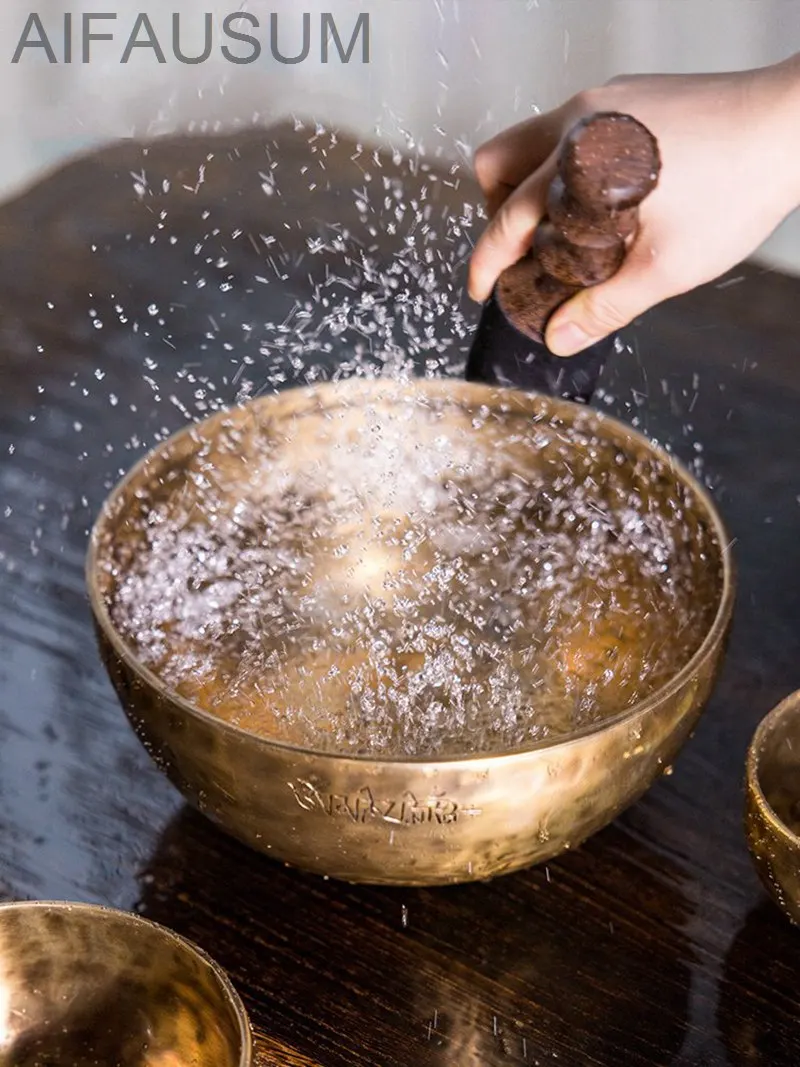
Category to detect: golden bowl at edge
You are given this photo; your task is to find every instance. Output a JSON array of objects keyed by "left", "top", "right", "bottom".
[
  {"left": 0, "top": 900, "right": 251, "bottom": 1066},
  {"left": 745, "top": 689, "right": 800, "bottom": 925}
]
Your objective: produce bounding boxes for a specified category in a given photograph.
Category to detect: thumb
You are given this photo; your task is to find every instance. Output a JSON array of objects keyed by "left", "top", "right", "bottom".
[{"left": 545, "top": 254, "right": 667, "bottom": 357}]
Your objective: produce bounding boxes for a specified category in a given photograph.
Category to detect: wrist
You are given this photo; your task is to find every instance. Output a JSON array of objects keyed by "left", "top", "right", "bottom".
[{"left": 751, "top": 54, "right": 800, "bottom": 209}]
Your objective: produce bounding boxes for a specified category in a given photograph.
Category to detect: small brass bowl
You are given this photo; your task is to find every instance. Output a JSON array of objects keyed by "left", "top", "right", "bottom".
[
  {"left": 87, "top": 379, "right": 735, "bottom": 886},
  {"left": 746, "top": 690, "right": 800, "bottom": 924},
  {"left": 0, "top": 901, "right": 252, "bottom": 1066}
]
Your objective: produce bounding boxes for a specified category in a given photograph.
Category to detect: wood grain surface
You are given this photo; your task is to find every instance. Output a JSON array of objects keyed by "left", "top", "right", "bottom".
[{"left": 0, "top": 124, "right": 799, "bottom": 1066}]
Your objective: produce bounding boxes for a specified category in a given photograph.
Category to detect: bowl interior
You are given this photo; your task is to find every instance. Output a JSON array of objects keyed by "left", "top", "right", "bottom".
[
  {"left": 0, "top": 903, "right": 248, "bottom": 1067},
  {"left": 89, "top": 379, "right": 729, "bottom": 760},
  {"left": 751, "top": 693, "right": 800, "bottom": 841}
]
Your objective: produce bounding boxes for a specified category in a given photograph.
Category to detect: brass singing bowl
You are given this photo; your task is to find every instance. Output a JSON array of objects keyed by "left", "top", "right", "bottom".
[
  {"left": 0, "top": 901, "right": 251, "bottom": 1066},
  {"left": 87, "top": 378, "right": 734, "bottom": 886},
  {"left": 745, "top": 690, "right": 800, "bottom": 924}
]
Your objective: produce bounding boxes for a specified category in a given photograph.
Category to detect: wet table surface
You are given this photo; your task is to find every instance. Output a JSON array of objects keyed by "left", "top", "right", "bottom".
[{"left": 0, "top": 124, "right": 799, "bottom": 1067}]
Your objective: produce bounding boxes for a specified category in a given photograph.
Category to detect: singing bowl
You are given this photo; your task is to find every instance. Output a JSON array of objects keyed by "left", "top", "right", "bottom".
[
  {"left": 0, "top": 901, "right": 251, "bottom": 1066},
  {"left": 745, "top": 690, "right": 800, "bottom": 924},
  {"left": 87, "top": 378, "right": 734, "bottom": 886}
]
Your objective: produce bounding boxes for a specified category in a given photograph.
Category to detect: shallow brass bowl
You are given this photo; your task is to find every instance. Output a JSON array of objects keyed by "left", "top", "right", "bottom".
[
  {"left": 745, "top": 690, "right": 800, "bottom": 924},
  {"left": 0, "top": 900, "right": 251, "bottom": 1066},
  {"left": 87, "top": 378, "right": 735, "bottom": 886}
]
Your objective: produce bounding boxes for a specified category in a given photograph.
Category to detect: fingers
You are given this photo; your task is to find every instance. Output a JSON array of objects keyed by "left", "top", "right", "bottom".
[
  {"left": 545, "top": 243, "right": 667, "bottom": 356},
  {"left": 485, "top": 180, "right": 516, "bottom": 219},
  {"left": 473, "top": 108, "right": 568, "bottom": 206},
  {"left": 467, "top": 154, "right": 557, "bottom": 302}
]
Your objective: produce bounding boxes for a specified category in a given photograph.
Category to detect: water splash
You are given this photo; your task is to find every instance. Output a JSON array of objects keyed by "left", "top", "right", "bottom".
[{"left": 101, "top": 388, "right": 722, "bottom": 759}]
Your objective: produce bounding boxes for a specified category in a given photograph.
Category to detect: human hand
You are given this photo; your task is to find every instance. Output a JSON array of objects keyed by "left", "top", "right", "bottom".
[{"left": 468, "top": 57, "right": 800, "bottom": 355}]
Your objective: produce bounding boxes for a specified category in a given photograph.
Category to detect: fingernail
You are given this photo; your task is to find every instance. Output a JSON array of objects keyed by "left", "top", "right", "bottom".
[{"left": 546, "top": 321, "right": 592, "bottom": 357}]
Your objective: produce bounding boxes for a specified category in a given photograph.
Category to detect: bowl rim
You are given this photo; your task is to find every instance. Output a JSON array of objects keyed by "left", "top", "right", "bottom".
[
  {"left": 0, "top": 899, "right": 253, "bottom": 1067},
  {"left": 86, "top": 376, "right": 736, "bottom": 767},
  {"left": 746, "top": 689, "right": 800, "bottom": 851}
]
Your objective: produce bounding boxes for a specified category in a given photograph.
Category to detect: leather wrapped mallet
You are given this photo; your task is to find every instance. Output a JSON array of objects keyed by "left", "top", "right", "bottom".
[{"left": 466, "top": 111, "right": 661, "bottom": 403}]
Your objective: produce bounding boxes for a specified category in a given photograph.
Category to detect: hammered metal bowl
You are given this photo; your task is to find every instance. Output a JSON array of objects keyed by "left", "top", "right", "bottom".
[
  {"left": 87, "top": 378, "right": 735, "bottom": 886},
  {"left": 0, "top": 900, "right": 251, "bottom": 1066},
  {"left": 746, "top": 690, "right": 800, "bottom": 925}
]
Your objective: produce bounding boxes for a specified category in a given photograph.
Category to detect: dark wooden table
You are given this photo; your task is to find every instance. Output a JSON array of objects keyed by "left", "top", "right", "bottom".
[{"left": 1, "top": 124, "right": 799, "bottom": 1067}]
